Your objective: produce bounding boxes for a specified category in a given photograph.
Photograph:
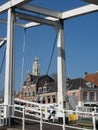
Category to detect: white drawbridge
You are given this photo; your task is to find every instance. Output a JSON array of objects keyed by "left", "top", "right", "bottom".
[{"left": 0, "top": 0, "right": 98, "bottom": 129}]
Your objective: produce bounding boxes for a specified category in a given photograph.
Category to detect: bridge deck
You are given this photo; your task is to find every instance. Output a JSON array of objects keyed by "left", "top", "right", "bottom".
[{"left": 0, "top": 126, "right": 21, "bottom": 130}]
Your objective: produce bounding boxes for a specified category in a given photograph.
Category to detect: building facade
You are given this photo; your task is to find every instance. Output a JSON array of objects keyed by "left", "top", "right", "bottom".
[
  {"left": 19, "top": 57, "right": 57, "bottom": 104},
  {"left": 67, "top": 77, "right": 98, "bottom": 109},
  {"left": 19, "top": 73, "right": 57, "bottom": 104},
  {"left": 18, "top": 58, "right": 98, "bottom": 109}
]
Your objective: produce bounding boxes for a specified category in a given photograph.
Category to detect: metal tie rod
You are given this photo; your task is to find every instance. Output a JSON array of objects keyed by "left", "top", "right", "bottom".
[{"left": 0, "top": 37, "right": 7, "bottom": 48}]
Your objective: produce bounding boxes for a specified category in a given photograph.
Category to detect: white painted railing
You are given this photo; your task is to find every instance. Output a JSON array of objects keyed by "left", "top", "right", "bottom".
[
  {"left": 0, "top": 103, "right": 98, "bottom": 130},
  {"left": 0, "top": 105, "right": 4, "bottom": 126},
  {"left": 0, "top": 104, "right": 8, "bottom": 126}
]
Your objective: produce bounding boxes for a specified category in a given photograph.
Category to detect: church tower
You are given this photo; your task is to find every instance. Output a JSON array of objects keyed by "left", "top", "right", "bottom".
[{"left": 32, "top": 57, "right": 40, "bottom": 76}]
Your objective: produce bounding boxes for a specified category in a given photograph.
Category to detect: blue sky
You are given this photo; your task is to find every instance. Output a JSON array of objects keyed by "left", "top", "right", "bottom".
[{"left": 0, "top": 0, "right": 98, "bottom": 91}]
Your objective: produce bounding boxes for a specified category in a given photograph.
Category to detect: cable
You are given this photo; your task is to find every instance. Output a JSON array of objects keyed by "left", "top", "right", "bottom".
[
  {"left": 46, "top": 33, "right": 57, "bottom": 75},
  {"left": 20, "top": 28, "right": 26, "bottom": 98},
  {"left": 0, "top": 47, "right": 6, "bottom": 74}
]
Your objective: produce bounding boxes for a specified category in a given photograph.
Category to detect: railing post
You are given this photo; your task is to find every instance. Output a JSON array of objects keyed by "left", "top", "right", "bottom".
[
  {"left": 40, "top": 107, "right": 43, "bottom": 130},
  {"left": 8, "top": 105, "right": 11, "bottom": 126},
  {"left": 94, "top": 107, "right": 96, "bottom": 113},
  {"left": 92, "top": 111, "right": 96, "bottom": 130},
  {"left": 63, "top": 109, "right": 65, "bottom": 130},
  {"left": 22, "top": 106, "right": 25, "bottom": 130},
  {"left": 4, "top": 105, "right": 8, "bottom": 125}
]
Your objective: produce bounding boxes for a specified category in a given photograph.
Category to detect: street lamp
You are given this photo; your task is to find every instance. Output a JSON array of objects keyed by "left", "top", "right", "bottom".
[{"left": 83, "top": 0, "right": 98, "bottom": 5}]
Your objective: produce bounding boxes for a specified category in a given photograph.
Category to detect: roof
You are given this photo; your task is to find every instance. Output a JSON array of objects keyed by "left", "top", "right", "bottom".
[
  {"left": 36, "top": 75, "right": 55, "bottom": 87},
  {"left": 37, "top": 82, "right": 57, "bottom": 95},
  {"left": 85, "top": 72, "right": 98, "bottom": 87},
  {"left": 24, "top": 73, "right": 98, "bottom": 92},
  {"left": 44, "top": 82, "right": 57, "bottom": 93},
  {"left": 67, "top": 78, "right": 88, "bottom": 90},
  {"left": 24, "top": 73, "right": 55, "bottom": 86},
  {"left": 24, "top": 74, "right": 40, "bottom": 85}
]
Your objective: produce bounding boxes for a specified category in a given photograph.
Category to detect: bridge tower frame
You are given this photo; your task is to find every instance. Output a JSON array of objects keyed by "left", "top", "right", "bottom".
[{"left": 0, "top": 0, "right": 98, "bottom": 123}]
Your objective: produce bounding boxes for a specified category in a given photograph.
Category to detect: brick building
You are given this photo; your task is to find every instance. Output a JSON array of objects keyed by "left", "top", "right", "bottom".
[
  {"left": 67, "top": 77, "right": 98, "bottom": 109},
  {"left": 19, "top": 57, "right": 57, "bottom": 104},
  {"left": 19, "top": 57, "right": 98, "bottom": 109},
  {"left": 19, "top": 73, "right": 57, "bottom": 103}
]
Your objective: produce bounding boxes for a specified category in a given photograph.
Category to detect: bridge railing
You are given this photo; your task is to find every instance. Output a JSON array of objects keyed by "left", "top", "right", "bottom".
[
  {"left": 0, "top": 104, "right": 9, "bottom": 126},
  {"left": 0, "top": 104, "right": 5, "bottom": 126},
  {"left": 13, "top": 104, "right": 97, "bottom": 130},
  {"left": 0, "top": 103, "right": 98, "bottom": 130}
]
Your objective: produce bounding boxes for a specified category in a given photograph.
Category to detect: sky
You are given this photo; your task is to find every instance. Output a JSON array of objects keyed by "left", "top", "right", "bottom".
[{"left": 0, "top": 0, "right": 98, "bottom": 92}]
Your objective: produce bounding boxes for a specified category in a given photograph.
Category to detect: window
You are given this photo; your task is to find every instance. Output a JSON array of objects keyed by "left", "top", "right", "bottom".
[
  {"left": 38, "top": 87, "right": 42, "bottom": 94},
  {"left": 52, "top": 95, "right": 56, "bottom": 103},
  {"left": 32, "top": 91, "right": 35, "bottom": 97},
  {"left": 83, "top": 92, "right": 88, "bottom": 101},
  {"left": 47, "top": 96, "right": 50, "bottom": 103},
  {"left": 43, "top": 87, "right": 47, "bottom": 93},
  {"left": 90, "top": 92, "right": 95, "bottom": 101},
  {"left": 24, "top": 92, "right": 27, "bottom": 97},
  {"left": 43, "top": 99, "right": 45, "bottom": 104}
]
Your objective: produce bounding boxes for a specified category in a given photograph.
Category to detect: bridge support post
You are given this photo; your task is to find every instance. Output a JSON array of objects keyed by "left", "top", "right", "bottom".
[
  {"left": 55, "top": 20, "right": 67, "bottom": 129},
  {"left": 4, "top": 8, "right": 15, "bottom": 124},
  {"left": 56, "top": 19, "right": 66, "bottom": 110}
]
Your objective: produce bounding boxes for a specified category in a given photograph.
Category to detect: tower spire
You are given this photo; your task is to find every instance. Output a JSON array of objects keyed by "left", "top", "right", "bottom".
[{"left": 32, "top": 56, "right": 40, "bottom": 76}]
